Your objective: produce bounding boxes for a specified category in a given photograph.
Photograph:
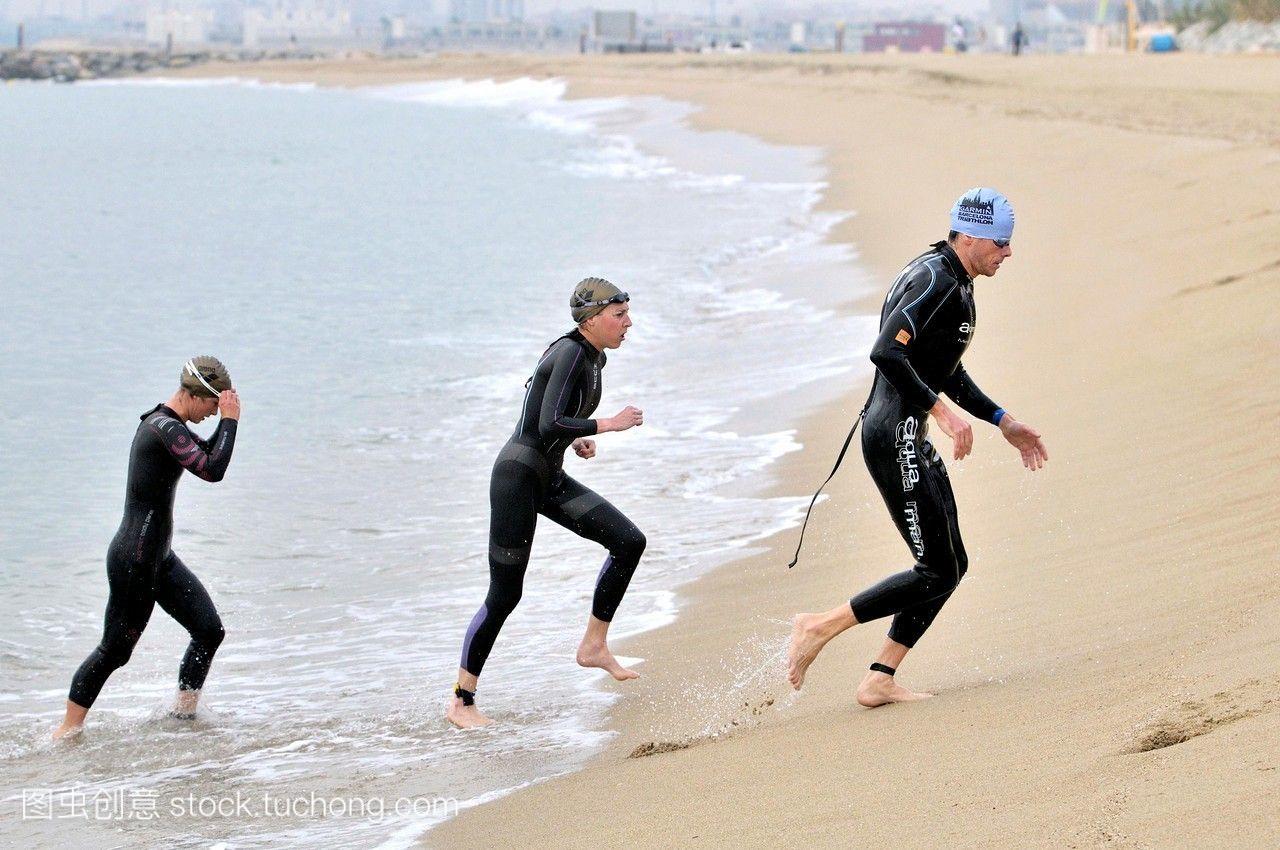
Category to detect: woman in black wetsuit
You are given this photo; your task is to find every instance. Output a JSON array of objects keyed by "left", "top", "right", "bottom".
[
  {"left": 448, "top": 278, "right": 646, "bottom": 729},
  {"left": 54, "top": 357, "right": 240, "bottom": 739}
]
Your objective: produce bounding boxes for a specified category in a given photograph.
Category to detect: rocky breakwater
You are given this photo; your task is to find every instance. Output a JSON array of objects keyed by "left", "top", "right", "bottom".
[
  {"left": 0, "top": 49, "right": 219, "bottom": 81},
  {"left": 0, "top": 47, "right": 343, "bottom": 82}
]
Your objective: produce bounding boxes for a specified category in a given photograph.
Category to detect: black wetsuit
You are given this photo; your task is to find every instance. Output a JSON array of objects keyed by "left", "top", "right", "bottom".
[
  {"left": 460, "top": 330, "right": 646, "bottom": 676},
  {"left": 851, "top": 242, "right": 1003, "bottom": 648},
  {"left": 68, "top": 405, "right": 237, "bottom": 708}
]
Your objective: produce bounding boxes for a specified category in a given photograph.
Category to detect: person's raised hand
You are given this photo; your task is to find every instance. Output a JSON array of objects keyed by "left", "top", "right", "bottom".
[
  {"left": 218, "top": 389, "right": 241, "bottom": 421},
  {"left": 601, "top": 405, "right": 643, "bottom": 433}
]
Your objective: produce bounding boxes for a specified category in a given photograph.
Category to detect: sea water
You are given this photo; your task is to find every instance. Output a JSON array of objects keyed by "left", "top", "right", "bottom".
[{"left": 0, "top": 76, "right": 876, "bottom": 847}]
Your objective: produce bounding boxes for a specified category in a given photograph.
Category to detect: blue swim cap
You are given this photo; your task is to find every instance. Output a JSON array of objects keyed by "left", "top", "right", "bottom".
[{"left": 949, "top": 187, "right": 1015, "bottom": 242}]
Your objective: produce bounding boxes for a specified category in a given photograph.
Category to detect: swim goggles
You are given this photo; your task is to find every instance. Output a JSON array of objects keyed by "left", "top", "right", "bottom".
[
  {"left": 571, "top": 290, "right": 630, "bottom": 310},
  {"left": 185, "top": 360, "right": 222, "bottom": 397},
  {"left": 991, "top": 238, "right": 1011, "bottom": 249}
]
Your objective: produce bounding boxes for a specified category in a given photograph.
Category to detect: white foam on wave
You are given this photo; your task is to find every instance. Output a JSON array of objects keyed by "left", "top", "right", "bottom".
[
  {"left": 359, "top": 78, "right": 847, "bottom": 199},
  {"left": 367, "top": 76, "right": 568, "bottom": 109}
]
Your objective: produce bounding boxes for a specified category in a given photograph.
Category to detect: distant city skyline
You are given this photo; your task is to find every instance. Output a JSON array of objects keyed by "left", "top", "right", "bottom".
[
  {"left": 523, "top": 0, "right": 991, "bottom": 15},
  {"left": 0, "top": 0, "right": 996, "bottom": 24}
]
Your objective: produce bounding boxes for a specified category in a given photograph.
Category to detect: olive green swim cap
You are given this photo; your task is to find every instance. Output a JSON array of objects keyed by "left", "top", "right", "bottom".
[
  {"left": 570, "top": 277, "right": 629, "bottom": 324},
  {"left": 180, "top": 355, "right": 232, "bottom": 399}
]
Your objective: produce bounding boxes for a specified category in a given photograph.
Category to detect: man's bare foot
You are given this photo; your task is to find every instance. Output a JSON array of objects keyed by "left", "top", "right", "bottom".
[
  {"left": 52, "top": 722, "right": 83, "bottom": 741},
  {"left": 446, "top": 696, "right": 495, "bottom": 729},
  {"left": 787, "top": 612, "right": 841, "bottom": 690},
  {"left": 856, "top": 672, "right": 934, "bottom": 708},
  {"left": 576, "top": 642, "right": 639, "bottom": 681}
]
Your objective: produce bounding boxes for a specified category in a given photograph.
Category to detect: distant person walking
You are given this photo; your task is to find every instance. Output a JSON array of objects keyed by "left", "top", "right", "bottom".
[
  {"left": 1012, "top": 22, "right": 1026, "bottom": 56},
  {"left": 786, "top": 189, "right": 1048, "bottom": 706},
  {"left": 55, "top": 358, "right": 239, "bottom": 738}
]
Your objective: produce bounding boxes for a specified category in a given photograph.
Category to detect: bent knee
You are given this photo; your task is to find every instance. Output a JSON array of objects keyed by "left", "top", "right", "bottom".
[
  {"left": 96, "top": 641, "right": 135, "bottom": 670},
  {"left": 484, "top": 584, "right": 523, "bottom": 619},
  {"left": 616, "top": 526, "right": 646, "bottom": 559},
  {"left": 916, "top": 561, "right": 961, "bottom": 595},
  {"left": 197, "top": 623, "right": 226, "bottom": 650}
]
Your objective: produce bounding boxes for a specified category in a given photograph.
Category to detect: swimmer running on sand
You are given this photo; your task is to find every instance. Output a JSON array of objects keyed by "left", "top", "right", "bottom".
[
  {"left": 788, "top": 189, "right": 1048, "bottom": 706},
  {"left": 448, "top": 278, "right": 647, "bottom": 729}
]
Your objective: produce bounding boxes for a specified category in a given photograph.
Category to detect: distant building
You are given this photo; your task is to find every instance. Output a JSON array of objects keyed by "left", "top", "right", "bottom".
[
  {"left": 450, "top": 0, "right": 523, "bottom": 25},
  {"left": 145, "top": 3, "right": 213, "bottom": 44},
  {"left": 242, "top": 2, "right": 353, "bottom": 47},
  {"left": 381, "top": 14, "right": 405, "bottom": 40},
  {"left": 4, "top": 0, "right": 117, "bottom": 23},
  {"left": 862, "top": 21, "right": 946, "bottom": 53},
  {"left": 593, "top": 9, "right": 635, "bottom": 42}
]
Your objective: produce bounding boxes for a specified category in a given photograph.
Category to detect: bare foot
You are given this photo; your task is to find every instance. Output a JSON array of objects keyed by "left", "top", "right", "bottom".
[
  {"left": 856, "top": 672, "right": 934, "bottom": 708},
  {"left": 52, "top": 722, "right": 83, "bottom": 741},
  {"left": 787, "top": 613, "right": 837, "bottom": 690},
  {"left": 446, "top": 696, "right": 495, "bottom": 729},
  {"left": 576, "top": 642, "right": 639, "bottom": 681},
  {"left": 172, "top": 689, "right": 199, "bottom": 719}
]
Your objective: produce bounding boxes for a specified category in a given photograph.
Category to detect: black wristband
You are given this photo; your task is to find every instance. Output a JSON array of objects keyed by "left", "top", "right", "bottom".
[{"left": 869, "top": 662, "right": 896, "bottom": 677}]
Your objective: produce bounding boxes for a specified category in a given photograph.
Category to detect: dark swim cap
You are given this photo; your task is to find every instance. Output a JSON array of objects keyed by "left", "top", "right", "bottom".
[
  {"left": 180, "top": 356, "right": 232, "bottom": 398},
  {"left": 570, "top": 277, "right": 628, "bottom": 324}
]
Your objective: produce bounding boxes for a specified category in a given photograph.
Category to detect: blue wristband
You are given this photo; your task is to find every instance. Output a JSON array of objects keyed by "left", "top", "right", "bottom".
[{"left": 992, "top": 408, "right": 1006, "bottom": 426}]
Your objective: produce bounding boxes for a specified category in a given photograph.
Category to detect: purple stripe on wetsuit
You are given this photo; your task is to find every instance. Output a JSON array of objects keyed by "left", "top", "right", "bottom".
[
  {"left": 595, "top": 555, "right": 613, "bottom": 587},
  {"left": 460, "top": 603, "right": 489, "bottom": 669}
]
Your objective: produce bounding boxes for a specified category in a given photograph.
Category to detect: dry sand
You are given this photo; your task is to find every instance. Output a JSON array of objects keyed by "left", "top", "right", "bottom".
[{"left": 175, "top": 52, "right": 1280, "bottom": 847}]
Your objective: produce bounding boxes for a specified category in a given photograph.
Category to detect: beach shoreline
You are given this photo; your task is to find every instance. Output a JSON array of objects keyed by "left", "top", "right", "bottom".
[{"left": 172, "top": 52, "right": 1280, "bottom": 847}]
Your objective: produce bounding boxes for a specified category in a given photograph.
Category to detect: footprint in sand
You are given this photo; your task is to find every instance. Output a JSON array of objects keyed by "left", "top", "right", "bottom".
[{"left": 1126, "top": 678, "right": 1278, "bottom": 754}]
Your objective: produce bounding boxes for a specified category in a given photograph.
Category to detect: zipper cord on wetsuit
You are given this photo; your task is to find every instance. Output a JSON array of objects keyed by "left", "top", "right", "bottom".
[
  {"left": 524, "top": 332, "right": 578, "bottom": 389},
  {"left": 787, "top": 405, "right": 867, "bottom": 569}
]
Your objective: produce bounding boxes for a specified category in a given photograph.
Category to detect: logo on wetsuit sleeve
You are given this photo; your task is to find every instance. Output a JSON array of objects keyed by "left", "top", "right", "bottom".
[
  {"left": 903, "top": 501, "right": 925, "bottom": 559},
  {"left": 958, "top": 321, "right": 975, "bottom": 343},
  {"left": 895, "top": 416, "right": 919, "bottom": 493},
  {"left": 895, "top": 329, "right": 911, "bottom": 345}
]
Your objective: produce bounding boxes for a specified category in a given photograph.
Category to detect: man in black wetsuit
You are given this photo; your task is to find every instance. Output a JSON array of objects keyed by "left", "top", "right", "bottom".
[
  {"left": 787, "top": 188, "right": 1048, "bottom": 706},
  {"left": 54, "top": 357, "right": 240, "bottom": 738},
  {"left": 448, "top": 278, "right": 646, "bottom": 729}
]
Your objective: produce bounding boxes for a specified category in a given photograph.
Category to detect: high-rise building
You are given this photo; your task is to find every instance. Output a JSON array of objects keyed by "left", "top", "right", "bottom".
[
  {"left": 449, "top": 0, "right": 522, "bottom": 25},
  {"left": 242, "top": 1, "right": 354, "bottom": 46},
  {"left": 145, "top": 3, "right": 213, "bottom": 44}
]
